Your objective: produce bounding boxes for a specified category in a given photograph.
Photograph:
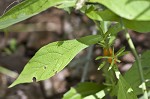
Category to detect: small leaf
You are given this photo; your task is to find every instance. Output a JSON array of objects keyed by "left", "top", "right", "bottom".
[
  {"left": 117, "top": 51, "right": 129, "bottom": 57},
  {"left": 104, "top": 23, "right": 122, "bottom": 39},
  {"left": 9, "top": 35, "right": 102, "bottom": 87},
  {"left": 108, "top": 59, "right": 114, "bottom": 71},
  {"left": 63, "top": 82, "right": 106, "bottom": 99},
  {"left": 84, "top": 5, "right": 95, "bottom": 13},
  {"left": 98, "top": 61, "right": 106, "bottom": 70},
  {"left": 115, "top": 47, "right": 125, "bottom": 57},
  {"left": 56, "top": 0, "right": 76, "bottom": 9},
  {"left": 108, "top": 36, "right": 116, "bottom": 47},
  {"left": 95, "top": 56, "right": 111, "bottom": 60}
]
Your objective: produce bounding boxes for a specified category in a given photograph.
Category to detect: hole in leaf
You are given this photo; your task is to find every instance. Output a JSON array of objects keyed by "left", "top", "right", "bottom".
[
  {"left": 57, "top": 41, "right": 64, "bottom": 46},
  {"left": 32, "top": 77, "right": 36, "bottom": 82},
  {"left": 44, "top": 66, "right": 47, "bottom": 70},
  {"left": 55, "top": 71, "right": 57, "bottom": 75}
]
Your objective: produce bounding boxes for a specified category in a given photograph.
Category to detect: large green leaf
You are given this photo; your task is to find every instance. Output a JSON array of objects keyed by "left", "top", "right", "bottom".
[
  {"left": 0, "top": 0, "right": 76, "bottom": 29},
  {"left": 63, "top": 82, "right": 106, "bottom": 99},
  {"left": 9, "top": 35, "right": 102, "bottom": 87},
  {"left": 118, "top": 75, "right": 137, "bottom": 99},
  {"left": 124, "top": 50, "right": 150, "bottom": 95},
  {"left": 89, "top": 0, "right": 150, "bottom": 21},
  {"left": 85, "top": 8, "right": 150, "bottom": 33}
]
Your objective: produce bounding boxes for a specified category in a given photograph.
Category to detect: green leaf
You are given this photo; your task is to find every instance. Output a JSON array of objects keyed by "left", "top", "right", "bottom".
[
  {"left": 98, "top": 61, "right": 106, "bottom": 70},
  {"left": 124, "top": 50, "right": 150, "bottom": 95},
  {"left": 95, "top": 56, "right": 111, "bottom": 60},
  {"left": 108, "top": 36, "right": 116, "bottom": 47},
  {"left": 0, "top": 0, "right": 76, "bottom": 29},
  {"left": 84, "top": 8, "right": 150, "bottom": 33},
  {"left": 89, "top": 0, "right": 150, "bottom": 21},
  {"left": 104, "top": 23, "right": 122, "bottom": 46},
  {"left": 56, "top": 0, "right": 76, "bottom": 8},
  {"left": 118, "top": 75, "right": 137, "bottom": 99},
  {"left": 63, "top": 82, "right": 106, "bottom": 99},
  {"left": 115, "top": 47, "right": 125, "bottom": 57},
  {"left": 123, "top": 20, "right": 150, "bottom": 33},
  {"left": 9, "top": 35, "right": 102, "bottom": 87},
  {"left": 117, "top": 51, "right": 129, "bottom": 57},
  {"left": 105, "top": 23, "right": 122, "bottom": 37},
  {"left": 85, "top": 9, "right": 119, "bottom": 22}
]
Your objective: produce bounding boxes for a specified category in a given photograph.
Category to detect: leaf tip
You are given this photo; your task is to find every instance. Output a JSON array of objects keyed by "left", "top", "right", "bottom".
[{"left": 8, "top": 82, "right": 16, "bottom": 88}]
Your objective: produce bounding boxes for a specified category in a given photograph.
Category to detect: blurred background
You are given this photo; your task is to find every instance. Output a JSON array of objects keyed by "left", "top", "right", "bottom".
[{"left": 0, "top": 0, "right": 150, "bottom": 99}]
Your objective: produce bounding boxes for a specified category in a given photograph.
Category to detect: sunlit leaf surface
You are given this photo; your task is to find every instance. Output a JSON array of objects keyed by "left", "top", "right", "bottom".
[
  {"left": 9, "top": 35, "right": 102, "bottom": 87},
  {"left": 0, "top": 0, "right": 76, "bottom": 29}
]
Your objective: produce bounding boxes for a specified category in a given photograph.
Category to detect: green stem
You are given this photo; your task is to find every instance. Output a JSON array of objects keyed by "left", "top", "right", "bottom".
[
  {"left": 81, "top": 45, "right": 93, "bottom": 82},
  {"left": 94, "top": 21, "right": 104, "bottom": 36},
  {"left": 0, "top": 66, "right": 18, "bottom": 78},
  {"left": 124, "top": 28, "right": 148, "bottom": 99},
  {"left": 120, "top": 17, "right": 148, "bottom": 98}
]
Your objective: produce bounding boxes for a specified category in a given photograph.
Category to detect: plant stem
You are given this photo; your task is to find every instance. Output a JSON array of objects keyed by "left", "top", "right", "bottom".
[
  {"left": 81, "top": 45, "right": 93, "bottom": 82},
  {"left": 94, "top": 21, "right": 104, "bottom": 35},
  {"left": 120, "top": 17, "right": 148, "bottom": 98},
  {"left": 124, "top": 29, "right": 148, "bottom": 99},
  {"left": 0, "top": 66, "right": 18, "bottom": 78}
]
